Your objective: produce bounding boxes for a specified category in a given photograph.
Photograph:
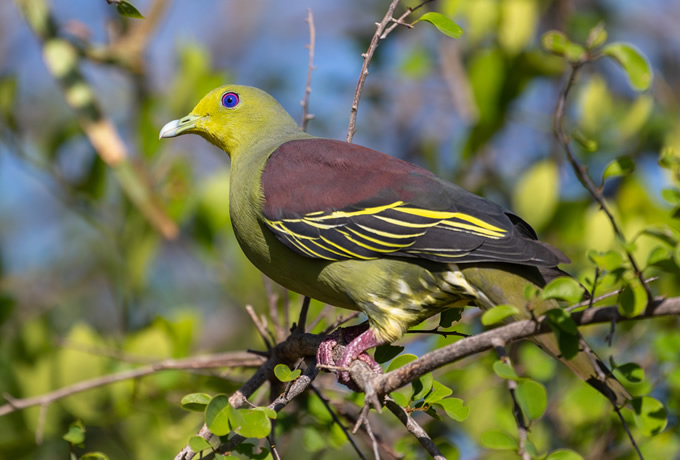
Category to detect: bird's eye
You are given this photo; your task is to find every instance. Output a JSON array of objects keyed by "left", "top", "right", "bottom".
[{"left": 221, "top": 92, "right": 240, "bottom": 108}]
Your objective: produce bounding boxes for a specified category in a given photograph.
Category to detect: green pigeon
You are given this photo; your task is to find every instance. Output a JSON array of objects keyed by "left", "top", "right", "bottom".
[{"left": 160, "top": 85, "right": 628, "bottom": 406}]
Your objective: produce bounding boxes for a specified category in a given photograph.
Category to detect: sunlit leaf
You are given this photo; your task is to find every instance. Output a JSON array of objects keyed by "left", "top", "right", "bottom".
[
  {"left": 516, "top": 379, "right": 547, "bottom": 420},
  {"left": 181, "top": 393, "right": 212, "bottom": 412},
  {"left": 63, "top": 420, "right": 86, "bottom": 445},
  {"left": 547, "top": 449, "right": 584, "bottom": 460},
  {"left": 588, "top": 250, "right": 624, "bottom": 271},
  {"left": 541, "top": 30, "right": 585, "bottom": 61},
  {"left": 415, "top": 12, "right": 463, "bottom": 38},
  {"left": 480, "top": 430, "right": 518, "bottom": 450},
  {"left": 616, "top": 362, "right": 645, "bottom": 384},
  {"left": 205, "top": 394, "right": 232, "bottom": 436},
  {"left": 412, "top": 372, "right": 434, "bottom": 401},
  {"left": 434, "top": 397, "right": 470, "bottom": 422},
  {"left": 274, "top": 364, "right": 301, "bottom": 382},
  {"left": 602, "top": 156, "right": 635, "bottom": 182},
  {"left": 493, "top": 361, "right": 519, "bottom": 380},
  {"left": 233, "top": 409, "right": 272, "bottom": 439},
  {"left": 632, "top": 396, "right": 668, "bottom": 436},
  {"left": 424, "top": 380, "right": 453, "bottom": 404},
  {"left": 585, "top": 23, "right": 608, "bottom": 50},
  {"left": 481, "top": 304, "right": 519, "bottom": 326},
  {"left": 618, "top": 279, "right": 648, "bottom": 317},
  {"left": 603, "top": 42, "right": 653, "bottom": 91},
  {"left": 541, "top": 277, "right": 585, "bottom": 304},
  {"left": 188, "top": 435, "right": 212, "bottom": 453},
  {"left": 386, "top": 353, "right": 418, "bottom": 373}
]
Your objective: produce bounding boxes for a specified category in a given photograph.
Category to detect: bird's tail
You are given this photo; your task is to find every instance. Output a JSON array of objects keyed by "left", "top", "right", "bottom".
[{"left": 459, "top": 263, "right": 630, "bottom": 407}]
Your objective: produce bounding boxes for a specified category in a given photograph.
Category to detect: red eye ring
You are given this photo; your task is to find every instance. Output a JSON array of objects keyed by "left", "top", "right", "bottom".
[{"left": 221, "top": 92, "right": 240, "bottom": 108}]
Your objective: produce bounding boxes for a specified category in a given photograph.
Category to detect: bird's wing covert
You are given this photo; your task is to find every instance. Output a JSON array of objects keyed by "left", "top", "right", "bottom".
[{"left": 261, "top": 139, "right": 566, "bottom": 266}]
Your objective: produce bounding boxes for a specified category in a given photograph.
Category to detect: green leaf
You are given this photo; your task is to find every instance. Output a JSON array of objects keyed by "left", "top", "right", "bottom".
[
  {"left": 661, "top": 188, "right": 680, "bottom": 205},
  {"left": 81, "top": 454, "right": 110, "bottom": 460},
  {"left": 425, "top": 380, "right": 453, "bottom": 404},
  {"left": 524, "top": 284, "right": 540, "bottom": 301},
  {"left": 585, "top": 23, "right": 608, "bottom": 50},
  {"left": 544, "top": 309, "right": 579, "bottom": 335},
  {"left": 386, "top": 353, "right": 418, "bottom": 373},
  {"left": 546, "top": 449, "right": 584, "bottom": 460},
  {"left": 188, "top": 435, "right": 213, "bottom": 453},
  {"left": 233, "top": 409, "right": 272, "bottom": 439},
  {"left": 492, "top": 361, "right": 519, "bottom": 380},
  {"left": 512, "top": 160, "right": 560, "bottom": 231},
  {"left": 481, "top": 304, "right": 519, "bottom": 326},
  {"left": 616, "top": 362, "right": 645, "bottom": 384},
  {"left": 434, "top": 398, "right": 470, "bottom": 422},
  {"left": 390, "top": 392, "right": 409, "bottom": 407},
  {"left": 116, "top": 1, "right": 145, "bottom": 19},
  {"left": 252, "top": 406, "right": 277, "bottom": 419},
  {"left": 632, "top": 396, "right": 668, "bottom": 436},
  {"left": 424, "top": 406, "right": 443, "bottom": 420},
  {"left": 516, "top": 379, "right": 547, "bottom": 420},
  {"left": 659, "top": 147, "right": 680, "bottom": 170},
  {"left": 541, "top": 30, "right": 585, "bottom": 61},
  {"left": 63, "top": 420, "right": 86, "bottom": 445},
  {"left": 374, "top": 344, "right": 405, "bottom": 364},
  {"left": 273, "top": 364, "right": 301, "bottom": 382},
  {"left": 602, "top": 43, "right": 653, "bottom": 91},
  {"left": 439, "top": 308, "right": 463, "bottom": 328},
  {"left": 205, "top": 394, "right": 232, "bottom": 436},
  {"left": 588, "top": 250, "right": 624, "bottom": 271},
  {"left": 602, "top": 156, "right": 635, "bottom": 182},
  {"left": 541, "top": 277, "right": 585, "bottom": 304},
  {"left": 617, "top": 279, "right": 648, "bottom": 318},
  {"left": 415, "top": 12, "right": 463, "bottom": 38},
  {"left": 181, "top": 393, "right": 212, "bottom": 412},
  {"left": 412, "top": 372, "right": 434, "bottom": 401},
  {"left": 480, "top": 430, "right": 518, "bottom": 450}
]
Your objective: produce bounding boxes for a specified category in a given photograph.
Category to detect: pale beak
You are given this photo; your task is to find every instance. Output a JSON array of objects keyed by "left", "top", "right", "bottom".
[{"left": 159, "top": 114, "right": 204, "bottom": 139}]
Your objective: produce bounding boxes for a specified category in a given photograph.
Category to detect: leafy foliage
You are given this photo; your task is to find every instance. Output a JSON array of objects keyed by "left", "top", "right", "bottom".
[{"left": 1, "top": 1, "right": 679, "bottom": 459}]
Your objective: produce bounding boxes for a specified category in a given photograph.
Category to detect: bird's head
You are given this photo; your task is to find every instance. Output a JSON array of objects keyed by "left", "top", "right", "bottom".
[{"left": 159, "top": 85, "right": 301, "bottom": 158}]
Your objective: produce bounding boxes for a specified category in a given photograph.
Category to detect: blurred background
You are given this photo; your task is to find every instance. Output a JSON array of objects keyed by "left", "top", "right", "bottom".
[{"left": 1, "top": 0, "right": 679, "bottom": 459}]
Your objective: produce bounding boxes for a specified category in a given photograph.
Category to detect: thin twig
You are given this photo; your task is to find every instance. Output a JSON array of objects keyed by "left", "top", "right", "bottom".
[
  {"left": 364, "top": 414, "right": 381, "bottom": 460},
  {"left": 267, "top": 435, "right": 282, "bottom": 460},
  {"left": 493, "top": 339, "right": 530, "bottom": 460},
  {"left": 245, "top": 304, "right": 273, "bottom": 350},
  {"left": 301, "top": 8, "right": 316, "bottom": 131},
  {"left": 263, "top": 277, "right": 284, "bottom": 342},
  {"left": 346, "top": 0, "right": 402, "bottom": 143},
  {"left": 553, "top": 62, "right": 651, "bottom": 300},
  {"left": 566, "top": 277, "right": 658, "bottom": 312},
  {"left": 322, "top": 311, "right": 362, "bottom": 335},
  {"left": 614, "top": 404, "right": 645, "bottom": 460},
  {"left": 407, "top": 328, "right": 469, "bottom": 338},
  {"left": 310, "top": 385, "right": 367, "bottom": 460},
  {"left": 384, "top": 399, "right": 446, "bottom": 460}
]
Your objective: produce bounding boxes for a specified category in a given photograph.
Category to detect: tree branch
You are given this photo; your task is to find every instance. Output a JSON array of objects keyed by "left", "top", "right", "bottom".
[{"left": 0, "top": 351, "right": 265, "bottom": 417}]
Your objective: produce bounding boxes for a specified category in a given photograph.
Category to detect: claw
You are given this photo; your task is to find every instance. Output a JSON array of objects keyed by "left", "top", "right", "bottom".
[{"left": 317, "top": 325, "right": 385, "bottom": 388}]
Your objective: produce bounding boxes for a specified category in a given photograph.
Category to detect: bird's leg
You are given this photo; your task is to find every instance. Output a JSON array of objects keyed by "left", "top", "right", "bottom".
[
  {"left": 317, "top": 323, "right": 384, "bottom": 385},
  {"left": 335, "top": 328, "right": 385, "bottom": 384}
]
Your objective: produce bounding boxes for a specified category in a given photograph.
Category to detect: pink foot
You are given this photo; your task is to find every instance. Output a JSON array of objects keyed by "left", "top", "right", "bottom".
[{"left": 317, "top": 324, "right": 385, "bottom": 388}]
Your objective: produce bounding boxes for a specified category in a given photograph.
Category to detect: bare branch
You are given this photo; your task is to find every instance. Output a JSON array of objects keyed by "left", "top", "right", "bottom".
[
  {"left": 385, "top": 399, "right": 446, "bottom": 460},
  {"left": 246, "top": 304, "right": 274, "bottom": 350},
  {"left": 0, "top": 351, "right": 265, "bottom": 417},
  {"left": 346, "top": 0, "right": 402, "bottom": 143}
]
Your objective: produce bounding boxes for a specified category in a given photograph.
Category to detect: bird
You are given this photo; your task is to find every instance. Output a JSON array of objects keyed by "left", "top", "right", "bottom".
[{"left": 159, "top": 85, "right": 629, "bottom": 406}]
